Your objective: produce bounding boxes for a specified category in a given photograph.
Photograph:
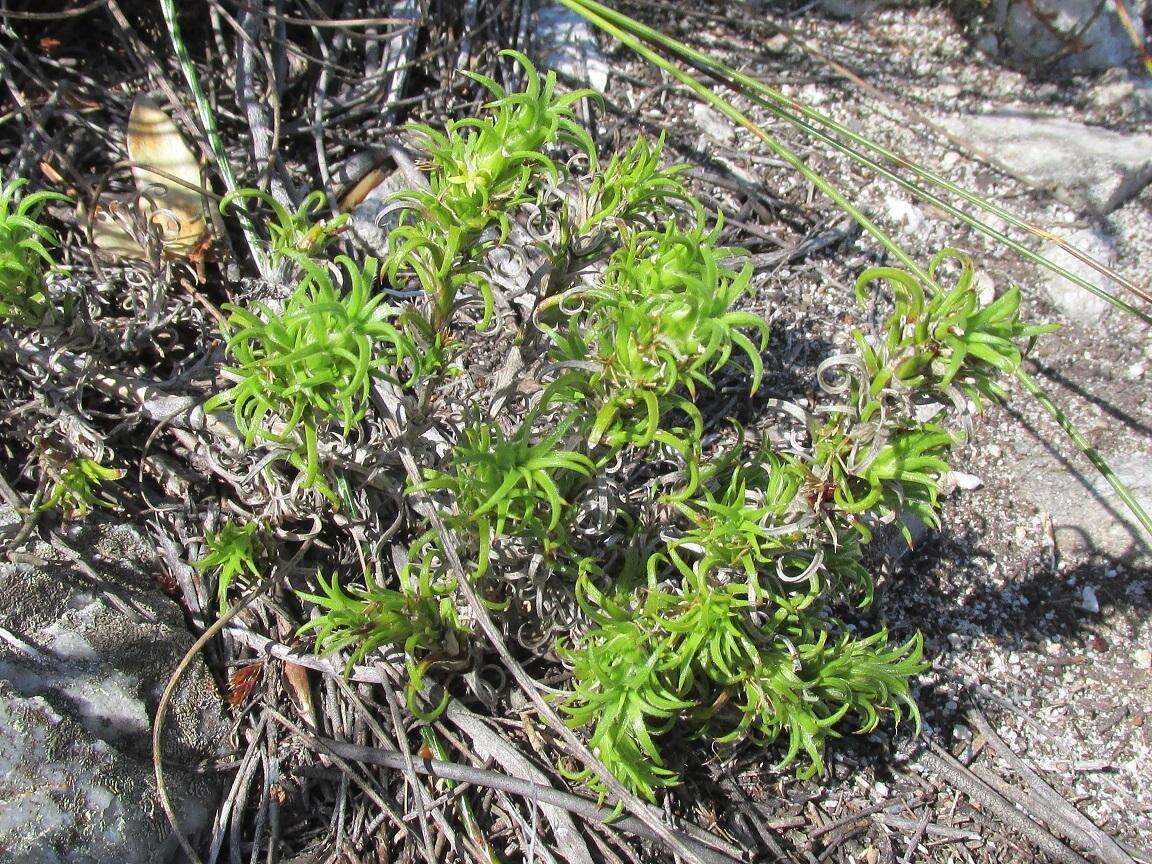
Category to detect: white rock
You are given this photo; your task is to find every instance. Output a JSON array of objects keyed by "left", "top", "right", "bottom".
[
  {"left": 534, "top": 3, "right": 609, "bottom": 92},
  {"left": 991, "top": 0, "right": 1147, "bottom": 71},
  {"left": 938, "top": 113, "right": 1152, "bottom": 215},
  {"left": 1091, "top": 69, "right": 1152, "bottom": 115},
  {"left": 1040, "top": 226, "right": 1121, "bottom": 327},
  {"left": 953, "top": 471, "right": 985, "bottom": 492},
  {"left": 1081, "top": 585, "right": 1100, "bottom": 613},
  {"left": 1014, "top": 449, "right": 1152, "bottom": 562},
  {"left": 974, "top": 270, "right": 996, "bottom": 307},
  {"left": 693, "top": 102, "right": 736, "bottom": 145},
  {"left": 883, "top": 193, "right": 925, "bottom": 232},
  {"left": 1134, "top": 649, "right": 1152, "bottom": 669},
  {"left": 0, "top": 508, "right": 224, "bottom": 863},
  {"left": 764, "top": 34, "right": 790, "bottom": 53}
]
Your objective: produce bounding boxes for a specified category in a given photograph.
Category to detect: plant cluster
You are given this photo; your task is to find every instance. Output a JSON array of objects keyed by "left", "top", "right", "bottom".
[
  {"left": 205, "top": 254, "right": 417, "bottom": 501},
  {"left": 220, "top": 188, "right": 348, "bottom": 262},
  {"left": 200, "top": 54, "right": 1050, "bottom": 802},
  {"left": 194, "top": 520, "right": 262, "bottom": 612},
  {"left": 37, "top": 456, "right": 122, "bottom": 519},
  {"left": 0, "top": 175, "right": 68, "bottom": 325}
]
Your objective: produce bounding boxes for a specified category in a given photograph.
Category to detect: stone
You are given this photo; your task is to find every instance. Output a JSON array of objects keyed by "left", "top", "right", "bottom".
[
  {"left": 693, "top": 102, "right": 736, "bottom": 145},
  {"left": 1091, "top": 68, "right": 1152, "bottom": 117},
  {"left": 941, "top": 471, "right": 984, "bottom": 495},
  {"left": 348, "top": 167, "right": 423, "bottom": 255},
  {"left": 534, "top": 3, "right": 609, "bottom": 93},
  {"left": 1012, "top": 449, "right": 1152, "bottom": 562},
  {"left": 1040, "top": 226, "right": 1120, "bottom": 327},
  {"left": 1081, "top": 584, "right": 1100, "bottom": 613},
  {"left": 991, "top": 0, "right": 1147, "bottom": 72},
  {"left": 938, "top": 112, "right": 1152, "bottom": 215},
  {"left": 0, "top": 507, "right": 225, "bottom": 863}
]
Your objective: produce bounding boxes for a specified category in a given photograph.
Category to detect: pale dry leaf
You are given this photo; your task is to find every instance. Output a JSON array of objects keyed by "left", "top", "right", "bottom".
[
  {"left": 85, "top": 193, "right": 147, "bottom": 259},
  {"left": 282, "top": 660, "right": 316, "bottom": 727},
  {"left": 126, "top": 94, "right": 209, "bottom": 256},
  {"left": 338, "top": 165, "right": 387, "bottom": 212}
]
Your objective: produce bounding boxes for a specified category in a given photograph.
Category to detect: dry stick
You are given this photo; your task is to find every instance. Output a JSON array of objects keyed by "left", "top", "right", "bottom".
[
  {"left": 917, "top": 743, "right": 1091, "bottom": 864},
  {"left": 280, "top": 730, "right": 742, "bottom": 864},
  {"left": 0, "top": 0, "right": 106, "bottom": 19},
  {"left": 348, "top": 676, "right": 440, "bottom": 864},
  {"left": 808, "top": 797, "right": 922, "bottom": 840},
  {"left": 966, "top": 709, "right": 1135, "bottom": 864},
  {"left": 267, "top": 707, "right": 422, "bottom": 848},
  {"left": 236, "top": 7, "right": 298, "bottom": 212},
  {"left": 443, "top": 699, "right": 599, "bottom": 864},
  {"left": 153, "top": 531, "right": 317, "bottom": 864},
  {"left": 375, "top": 396, "right": 720, "bottom": 864},
  {"left": 898, "top": 806, "right": 932, "bottom": 864},
  {"left": 227, "top": 623, "right": 601, "bottom": 864}
]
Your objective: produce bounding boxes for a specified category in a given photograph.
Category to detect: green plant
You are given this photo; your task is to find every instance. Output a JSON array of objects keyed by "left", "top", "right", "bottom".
[
  {"left": 545, "top": 218, "right": 769, "bottom": 451},
  {"left": 280, "top": 61, "right": 1054, "bottom": 807},
  {"left": 205, "top": 254, "right": 414, "bottom": 502},
  {"left": 557, "top": 0, "right": 1152, "bottom": 540},
  {"left": 297, "top": 570, "right": 464, "bottom": 716},
  {"left": 386, "top": 50, "right": 597, "bottom": 330},
  {"left": 563, "top": 565, "right": 925, "bottom": 801},
  {"left": 0, "top": 176, "right": 68, "bottom": 324},
  {"left": 221, "top": 188, "right": 347, "bottom": 264},
  {"left": 194, "top": 521, "right": 262, "bottom": 612},
  {"left": 38, "top": 456, "right": 122, "bottom": 518},
  {"left": 854, "top": 250, "right": 1059, "bottom": 409},
  {"left": 580, "top": 132, "right": 689, "bottom": 233},
  {"left": 413, "top": 412, "right": 595, "bottom": 579}
]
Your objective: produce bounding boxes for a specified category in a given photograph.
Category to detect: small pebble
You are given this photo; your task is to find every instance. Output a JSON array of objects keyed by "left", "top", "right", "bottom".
[{"left": 1081, "top": 585, "right": 1100, "bottom": 613}]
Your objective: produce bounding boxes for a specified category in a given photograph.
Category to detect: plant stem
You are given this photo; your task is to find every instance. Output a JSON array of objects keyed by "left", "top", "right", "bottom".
[
  {"left": 1015, "top": 368, "right": 1152, "bottom": 540},
  {"left": 158, "top": 0, "right": 270, "bottom": 279}
]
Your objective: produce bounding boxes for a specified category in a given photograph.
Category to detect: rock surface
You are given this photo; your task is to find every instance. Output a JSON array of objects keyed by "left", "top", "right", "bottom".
[
  {"left": 348, "top": 166, "right": 421, "bottom": 255},
  {"left": 1011, "top": 448, "right": 1152, "bottom": 561},
  {"left": 990, "top": 0, "right": 1147, "bottom": 71},
  {"left": 534, "top": 3, "right": 609, "bottom": 92},
  {"left": 1040, "top": 226, "right": 1121, "bottom": 327},
  {"left": 938, "top": 112, "right": 1152, "bottom": 215},
  {"left": 0, "top": 508, "right": 225, "bottom": 863}
]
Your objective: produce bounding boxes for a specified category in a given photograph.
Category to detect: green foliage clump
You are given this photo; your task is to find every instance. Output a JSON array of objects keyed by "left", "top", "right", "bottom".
[
  {"left": 546, "top": 218, "right": 769, "bottom": 451},
  {"left": 297, "top": 570, "right": 464, "bottom": 716},
  {"left": 413, "top": 412, "right": 595, "bottom": 579},
  {"left": 194, "top": 521, "right": 262, "bottom": 612},
  {"left": 205, "top": 254, "right": 414, "bottom": 501},
  {"left": 854, "top": 249, "right": 1058, "bottom": 409},
  {"left": 255, "top": 55, "right": 1051, "bottom": 803},
  {"left": 564, "top": 567, "right": 924, "bottom": 798},
  {"left": 0, "top": 176, "right": 68, "bottom": 324},
  {"left": 387, "top": 50, "right": 597, "bottom": 329},
  {"left": 221, "top": 188, "right": 348, "bottom": 264},
  {"left": 38, "top": 456, "right": 122, "bottom": 518}
]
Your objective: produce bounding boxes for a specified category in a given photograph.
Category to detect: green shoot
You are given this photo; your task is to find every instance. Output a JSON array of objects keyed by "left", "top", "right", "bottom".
[
  {"left": 38, "top": 457, "right": 122, "bottom": 519},
  {"left": 205, "top": 254, "right": 413, "bottom": 502},
  {"left": 0, "top": 175, "right": 69, "bottom": 324},
  {"left": 194, "top": 521, "right": 262, "bottom": 613},
  {"left": 221, "top": 188, "right": 347, "bottom": 264}
]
